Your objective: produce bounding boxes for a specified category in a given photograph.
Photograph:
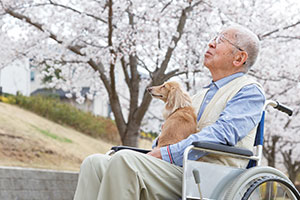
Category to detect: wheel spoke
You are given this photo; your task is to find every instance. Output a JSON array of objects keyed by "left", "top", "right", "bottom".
[
  {"left": 274, "top": 182, "right": 278, "bottom": 199},
  {"left": 283, "top": 190, "right": 287, "bottom": 200},
  {"left": 259, "top": 187, "right": 263, "bottom": 199},
  {"left": 240, "top": 176, "right": 300, "bottom": 200},
  {"left": 268, "top": 181, "right": 272, "bottom": 200}
]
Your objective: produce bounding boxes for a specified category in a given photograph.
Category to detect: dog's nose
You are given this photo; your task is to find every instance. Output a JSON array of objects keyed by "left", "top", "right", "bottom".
[{"left": 147, "top": 87, "right": 152, "bottom": 92}]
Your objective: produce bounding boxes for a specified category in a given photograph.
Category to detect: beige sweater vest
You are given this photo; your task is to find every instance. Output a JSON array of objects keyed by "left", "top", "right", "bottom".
[{"left": 192, "top": 75, "right": 263, "bottom": 168}]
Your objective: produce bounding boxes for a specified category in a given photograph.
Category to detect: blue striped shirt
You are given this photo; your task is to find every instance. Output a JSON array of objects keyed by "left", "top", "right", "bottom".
[{"left": 155, "top": 72, "right": 265, "bottom": 166}]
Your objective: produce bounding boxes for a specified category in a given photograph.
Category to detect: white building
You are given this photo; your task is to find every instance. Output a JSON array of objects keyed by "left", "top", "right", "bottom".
[
  {"left": 0, "top": 58, "right": 31, "bottom": 96},
  {"left": 0, "top": 58, "right": 111, "bottom": 117}
]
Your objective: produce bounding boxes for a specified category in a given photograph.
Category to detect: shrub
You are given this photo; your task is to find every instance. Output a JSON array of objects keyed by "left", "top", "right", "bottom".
[
  {"left": 0, "top": 94, "right": 16, "bottom": 104},
  {"left": 0, "top": 96, "right": 9, "bottom": 103},
  {"left": 140, "top": 130, "right": 158, "bottom": 140},
  {"left": 7, "top": 94, "right": 120, "bottom": 143}
]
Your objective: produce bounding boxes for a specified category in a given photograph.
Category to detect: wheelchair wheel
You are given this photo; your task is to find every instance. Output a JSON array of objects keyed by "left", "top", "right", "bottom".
[
  {"left": 223, "top": 166, "right": 300, "bottom": 200},
  {"left": 242, "top": 176, "right": 300, "bottom": 199}
]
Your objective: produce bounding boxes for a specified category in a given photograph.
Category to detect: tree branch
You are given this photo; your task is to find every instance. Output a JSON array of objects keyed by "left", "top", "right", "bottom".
[
  {"left": 248, "top": 70, "right": 299, "bottom": 82},
  {"left": 135, "top": 2, "right": 204, "bottom": 122},
  {"left": 273, "top": 35, "right": 300, "bottom": 40},
  {"left": 120, "top": 55, "right": 130, "bottom": 85},
  {"left": 4, "top": 7, "right": 113, "bottom": 88},
  {"left": 48, "top": 0, "right": 108, "bottom": 24},
  {"left": 259, "top": 20, "right": 300, "bottom": 39},
  {"left": 107, "top": 0, "right": 116, "bottom": 92},
  {"left": 268, "top": 84, "right": 295, "bottom": 100},
  {"left": 136, "top": 55, "right": 152, "bottom": 75}
]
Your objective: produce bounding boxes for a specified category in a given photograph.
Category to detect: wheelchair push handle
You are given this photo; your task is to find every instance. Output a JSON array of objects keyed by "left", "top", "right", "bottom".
[
  {"left": 267, "top": 100, "right": 293, "bottom": 116},
  {"left": 275, "top": 101, "right": 293, "bottom": 116}
]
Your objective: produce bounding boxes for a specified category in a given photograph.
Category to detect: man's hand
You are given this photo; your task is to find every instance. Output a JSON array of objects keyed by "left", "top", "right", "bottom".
[{"left": 147, "top": 147, "right": 162, "bottom": 159}]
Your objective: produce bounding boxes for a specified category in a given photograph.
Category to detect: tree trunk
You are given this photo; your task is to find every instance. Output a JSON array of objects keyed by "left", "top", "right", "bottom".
[
  {"left": 121, "top": 128, "right": 140, "bottom": 147},
  {"left": 3, "top": 2, "right": 202, "bottom": 148},
  {"left": 281, "top": 148, "right": 300, "bottom": 185},
  {"left": 288, "top": 170, "right": 297, "bottom": 184},
  {"left": 263, "top": 135, "right": 280, "bottom": 168}
]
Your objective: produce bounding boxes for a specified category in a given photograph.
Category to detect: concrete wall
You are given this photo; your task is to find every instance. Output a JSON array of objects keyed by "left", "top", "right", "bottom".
[{"left": 0, "top": 166, "right": 78, "bottom": 200}]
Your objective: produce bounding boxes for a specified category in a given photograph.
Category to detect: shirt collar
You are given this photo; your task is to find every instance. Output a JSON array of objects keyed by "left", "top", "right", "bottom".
[{"left": 204, "top": 72, "right": 245, "bottom": 89}]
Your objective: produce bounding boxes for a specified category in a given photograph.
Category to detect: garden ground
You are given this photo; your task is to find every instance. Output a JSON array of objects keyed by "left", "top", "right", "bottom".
[{"left": 0, "top": 102, "right": 152, "bottom": 171}]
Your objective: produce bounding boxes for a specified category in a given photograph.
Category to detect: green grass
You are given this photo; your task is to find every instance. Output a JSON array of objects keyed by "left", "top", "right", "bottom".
[
  {"left": 4, "top": 94, "right": 120, "bottom": 143},
  {"left": 31, "top": 124, "right": 72, "bottom": 143}
]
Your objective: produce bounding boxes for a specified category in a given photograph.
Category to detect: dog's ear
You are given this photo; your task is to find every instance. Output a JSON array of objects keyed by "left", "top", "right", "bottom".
[{"left": 167, "top": 85, "right": 192, "bottom": 110}]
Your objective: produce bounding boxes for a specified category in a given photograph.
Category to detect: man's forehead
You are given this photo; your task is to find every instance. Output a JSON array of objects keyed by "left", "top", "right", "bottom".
[{"left": 221, "top": 29, "right": 237, "bottom": 38}]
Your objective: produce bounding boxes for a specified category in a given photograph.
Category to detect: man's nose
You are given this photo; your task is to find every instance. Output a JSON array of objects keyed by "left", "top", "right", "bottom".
[{"left": 208, "top": 39, "right": 216, "bottom": 48}]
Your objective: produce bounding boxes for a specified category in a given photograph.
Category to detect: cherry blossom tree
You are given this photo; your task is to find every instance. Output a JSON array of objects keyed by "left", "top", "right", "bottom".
[
  {"left": 0, "top": 0, "right": 300, "bottom": 180},
  {"left": 0, "top": 0, "right": 208, "bottom": 147}
]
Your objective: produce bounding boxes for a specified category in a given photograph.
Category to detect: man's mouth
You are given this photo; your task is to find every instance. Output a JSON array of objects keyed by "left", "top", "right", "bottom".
[{"left": 205, "top": 51, "right": 213, "bottom": 56}]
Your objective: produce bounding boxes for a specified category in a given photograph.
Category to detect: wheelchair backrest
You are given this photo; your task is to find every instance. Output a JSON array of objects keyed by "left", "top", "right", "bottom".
[
  {"left": 247, "top": 111, "right": 265, "bottom": 169},
  {"left": 247, "top": 111, "right": 265, "bottom": 168},
  {"left": 254, "top": 111, "right": 265, "bottom": 147},
  {"left": 247, "top": 100, "right": 293, "bottom": 168}
]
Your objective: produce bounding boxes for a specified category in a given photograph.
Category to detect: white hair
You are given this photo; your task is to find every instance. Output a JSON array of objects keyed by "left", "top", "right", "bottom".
[{"left": 224, "top": 25, "right": 260, "bottom": 71}]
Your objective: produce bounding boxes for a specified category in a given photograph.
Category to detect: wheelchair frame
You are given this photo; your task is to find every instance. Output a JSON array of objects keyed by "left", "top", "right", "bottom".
[
  {"left": 109, "top": 100, "right": 300, "bottom": 199},
  {"left": 182, "top": 100, "right": 299, "bottom": 200}
]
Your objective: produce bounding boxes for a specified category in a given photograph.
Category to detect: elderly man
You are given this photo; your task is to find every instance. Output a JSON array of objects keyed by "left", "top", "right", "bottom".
[{"left": 73, "top": 25, "right": 265, "bottom": 200}]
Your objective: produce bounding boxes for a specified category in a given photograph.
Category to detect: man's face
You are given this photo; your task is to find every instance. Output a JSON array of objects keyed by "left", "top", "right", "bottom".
[{"left": 203, "top": 29, "right": 237, "bottom": 72}]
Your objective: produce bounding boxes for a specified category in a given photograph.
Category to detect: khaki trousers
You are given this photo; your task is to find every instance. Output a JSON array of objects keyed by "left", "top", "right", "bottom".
[{"left": 73, "top": 150, "right": 183, "bottom": 200}]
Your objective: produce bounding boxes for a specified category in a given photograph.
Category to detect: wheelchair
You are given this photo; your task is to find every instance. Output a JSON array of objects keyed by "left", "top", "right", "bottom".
[{"left": 109, "top": 100, "right": 300, "bottom": 200}]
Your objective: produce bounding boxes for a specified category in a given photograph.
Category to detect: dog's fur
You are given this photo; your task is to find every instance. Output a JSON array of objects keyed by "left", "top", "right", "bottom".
[{"left": 147, "top": 81, "right": 197, "bottom": 147}]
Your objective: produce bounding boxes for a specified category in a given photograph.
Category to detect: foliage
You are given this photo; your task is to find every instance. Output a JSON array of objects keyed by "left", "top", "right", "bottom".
[
  {"left": 0, "top": 93, "right": 17, "bottom": 104},
  {"left": 0, "top": 96, "right": 9, "bottom": 103},
  {"left": 0, "top": 0, "right": 210, "bottom": 147},
  {"left": 30, "top": 124, "right": 72, "bottom": 143},
  {"left": 42, "top": 64, "right": 64, "bottom": 84},
  {"left": 7, "top": 94, "right": 120, "bottom": 143},
  {"left": 0, "top": 0, "right": 300, "bottom": 179},
  {"left": 140, "top": 130, "right": 158, "bottom": 141}
]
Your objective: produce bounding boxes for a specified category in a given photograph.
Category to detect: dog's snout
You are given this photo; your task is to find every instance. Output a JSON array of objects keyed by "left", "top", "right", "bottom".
[{"left": 147, "top": 87, "right": 152, "bottom": 93}]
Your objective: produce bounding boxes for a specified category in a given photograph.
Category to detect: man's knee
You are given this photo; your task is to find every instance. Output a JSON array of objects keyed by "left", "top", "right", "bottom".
[
  {"left": 112, "top": 149, "right": 138, "bottom": 159},
  {"left": 80, "top": 153, "right": 109, "bottom": 170},
  {"left": 110, "top": 150, "right": 142, "bottom": 168}
]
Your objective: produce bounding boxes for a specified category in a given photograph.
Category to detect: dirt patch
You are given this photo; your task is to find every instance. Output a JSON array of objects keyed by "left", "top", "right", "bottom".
[
  {"left": 0, "top": 102, "right": 152, "bottom": 171},
  {"left": 0, "top": 131, "right": 81, "bottom": 169}
]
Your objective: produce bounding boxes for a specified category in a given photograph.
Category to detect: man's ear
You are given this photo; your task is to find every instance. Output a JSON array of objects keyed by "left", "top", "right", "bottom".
[{"left": 233, "top": 51, "right": 248, "bottom": 67}]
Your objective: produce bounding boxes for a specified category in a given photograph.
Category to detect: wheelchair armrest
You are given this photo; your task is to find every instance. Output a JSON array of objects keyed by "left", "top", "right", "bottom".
[
  {"left": 192, "top": 142, "right": 253, "bottom": 157},
  {"left": 111, "top": 146, "right": 151, "bottom": 154}
]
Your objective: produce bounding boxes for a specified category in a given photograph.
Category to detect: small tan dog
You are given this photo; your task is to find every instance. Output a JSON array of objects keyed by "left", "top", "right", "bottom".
[{"left": 147, "top": 81, "right": 197, "bottom": 147}]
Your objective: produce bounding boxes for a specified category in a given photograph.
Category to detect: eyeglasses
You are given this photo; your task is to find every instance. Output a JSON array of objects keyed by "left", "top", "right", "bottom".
[{"left": 212, "top": 34, "right": 244, "bottom": 52}]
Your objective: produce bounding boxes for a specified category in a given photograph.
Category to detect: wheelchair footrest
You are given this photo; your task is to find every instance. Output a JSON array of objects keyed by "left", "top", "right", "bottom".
[{"left": 192, "top": 142, "right": 253, "bottom": 156}]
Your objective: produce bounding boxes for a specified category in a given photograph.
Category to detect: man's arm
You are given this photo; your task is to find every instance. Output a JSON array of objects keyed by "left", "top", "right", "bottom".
[
  {"left": 157, "top": 84, "right": 265, "bottom": 166},
  {"left": 151, "top": 137, "right": 159, "bottom": 149}
]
